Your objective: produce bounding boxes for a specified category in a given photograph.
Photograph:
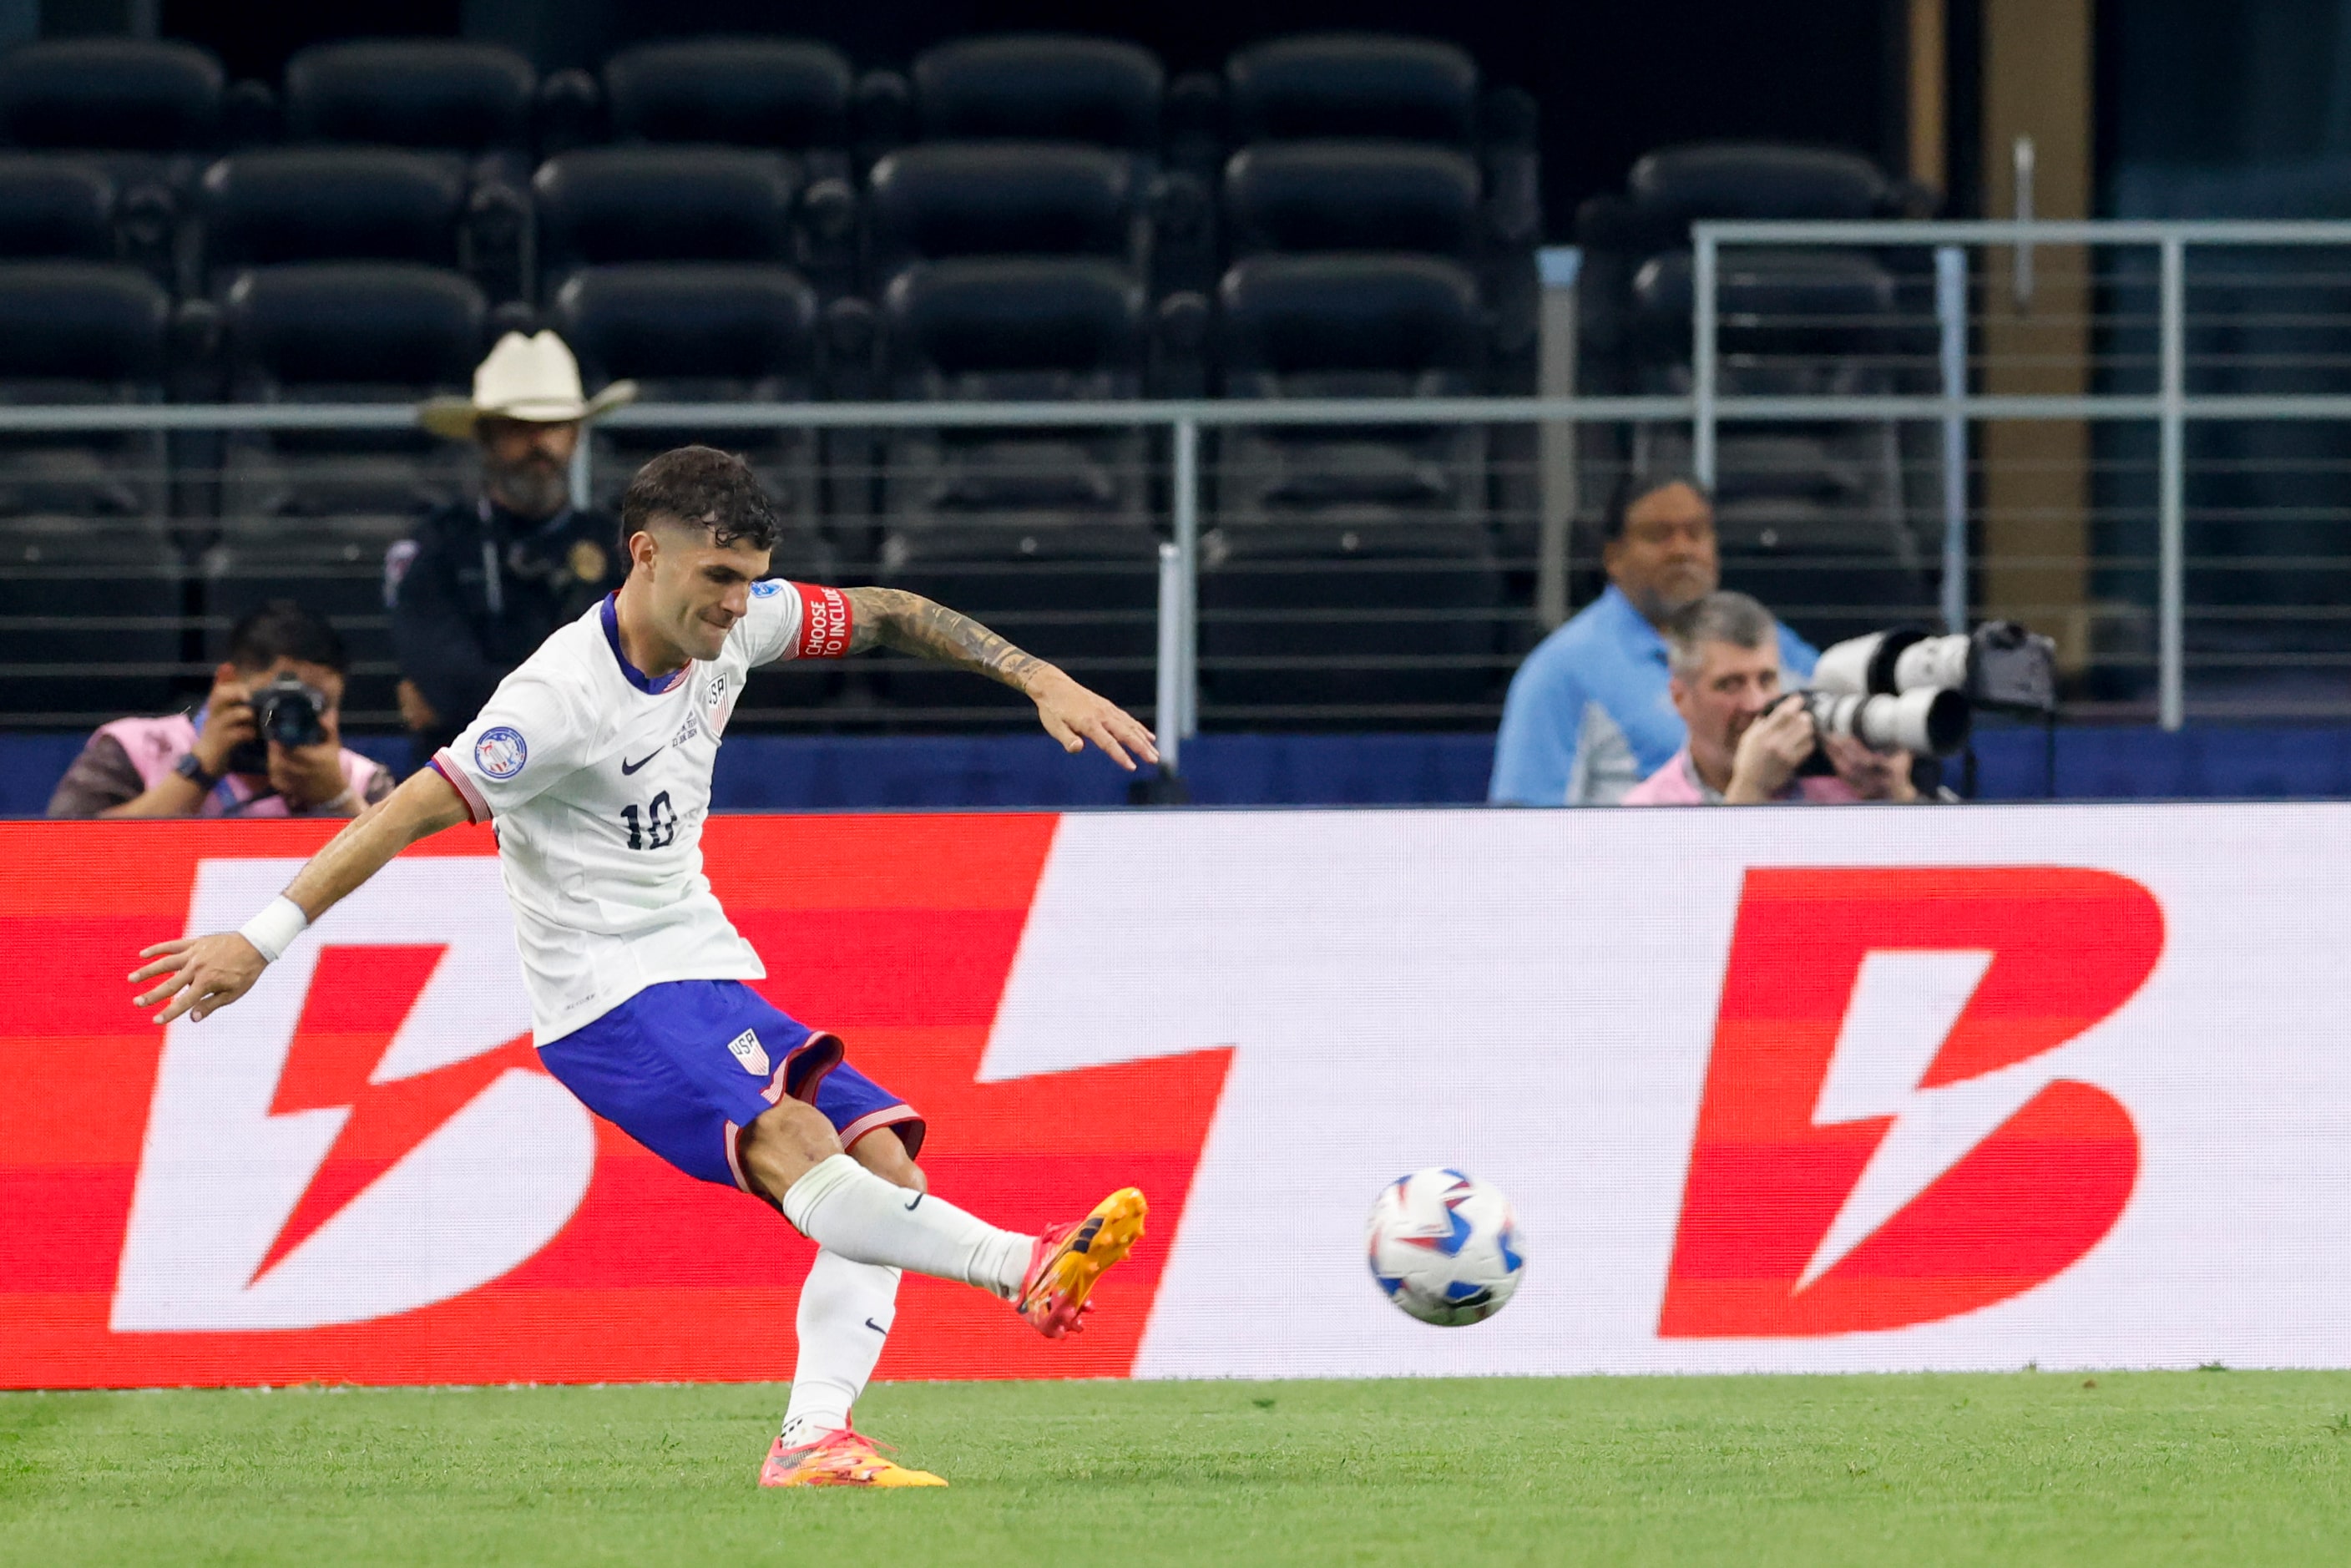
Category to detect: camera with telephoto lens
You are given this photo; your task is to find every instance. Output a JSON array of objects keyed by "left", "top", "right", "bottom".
[
  {"left": 1810, "top": 621, "right": 2058, "bottom": 715},
  {"left": 225, "top": 673, "right": 330, "bottom": 774},
  {"left": 1783, "top": 620, "right": 2057, "bottom": 771},
  {"left": 1782, "top": 685, "right": 1971, "bottom": 763}
]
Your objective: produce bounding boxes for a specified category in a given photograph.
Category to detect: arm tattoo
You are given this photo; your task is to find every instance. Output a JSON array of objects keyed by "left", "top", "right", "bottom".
[{"left": 840, "top": 586, "right": 1049, "bottom": 694}]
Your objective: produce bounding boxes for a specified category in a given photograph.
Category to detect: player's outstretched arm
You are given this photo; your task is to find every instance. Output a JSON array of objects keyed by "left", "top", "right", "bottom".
[
  {"left": 840, "top": 586, "right": 1160, "bottom": 771},
  {"left": 128, "top": 766, "right": 473, "bottom": 1025}
]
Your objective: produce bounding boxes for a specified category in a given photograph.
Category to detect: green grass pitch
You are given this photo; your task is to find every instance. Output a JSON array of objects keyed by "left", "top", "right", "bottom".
[{"left": 8, "top": 1373, "right": 2351, "bottom": 1565}]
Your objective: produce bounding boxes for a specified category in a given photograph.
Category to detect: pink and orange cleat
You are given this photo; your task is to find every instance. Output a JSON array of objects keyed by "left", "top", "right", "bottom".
[
  {"left": 1014, "top": 1186, "right": 1148, "bottom": 1339},
  {"left": 758, "top": 1424, "right": 947, "bottom": 1489}
]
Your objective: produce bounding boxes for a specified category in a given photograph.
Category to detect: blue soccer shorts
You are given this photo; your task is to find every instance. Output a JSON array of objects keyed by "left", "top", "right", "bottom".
[{"left": 536, "top": 979, "right": 924, "bottom": 1192}]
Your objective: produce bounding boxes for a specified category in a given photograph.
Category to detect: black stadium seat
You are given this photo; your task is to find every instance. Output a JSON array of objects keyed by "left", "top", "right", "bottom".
[
  {"left": 873, "top": 257, "right": 1157, "bottom": 714},
  {"left": 0, "top": 39, "right": 226, "bottom": 286},
  {"left": 533, "top": 146, "right": 803, "bottom": 291},
  {"left": 864, "top": 142, "right": 1145, "bottom": 281},
  {"left": 0, "top": 156, "right": 118, "bottom": 260},
  {"left": 198, "top": 148, "right": 470, "bottom": 283},
  {"left": 908, "top": 35, "right": 1213, "bottom": 297},
  {"left": 1204, "top": 253, "right": 1500, "bottom": 719},
  {"left": 283, "top": 40, "right": 535, "bottom": 158},
  {"left": 603, "top": 37, "right": 854, "bottom": 160},
  {"left": 911, "top": 36, "right": 1161, "bottom": 152},
  {"left": 0, "top": 38, "right": 222, "bottom": 157},
  {"left": 1222, "top": 33, "right": 1537, "bottom": 391},
  {"left": 221, "top": 263, "right": 483, "bottom": 391},
  {"left": 0, "top": 262, "right": 179, "bottom": 721},
  {"left": 1226, "top": 34, "right": 1479, "bottom": 145},
  {"left": 593, "top": 39, "right": 859, "bottom": 292},
  {"left": 1223, "top": 141, "right": 1479, "bottom": 258},
  {"left": 208, "top": 263, "right": 483, "bottom": 717},
  {"left": 1627, "top": 143, "right": 1889, "bottom": 225},
  {"left": 552, "top": 263, "right": 835, "bottom": 586}
]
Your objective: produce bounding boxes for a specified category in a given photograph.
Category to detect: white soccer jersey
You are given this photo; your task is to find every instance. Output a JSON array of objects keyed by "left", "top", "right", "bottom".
[{"left": 433, "top": 581, "right": 853, "bottom": 1043}]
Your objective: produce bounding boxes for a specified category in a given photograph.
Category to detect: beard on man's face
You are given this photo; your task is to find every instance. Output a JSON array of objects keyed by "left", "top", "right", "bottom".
[
  {"left": 486, "top": 453, "right": 569, "bottom": 519},
  {"left": 1631, "top": 573, "right": 1716, "bottom": 627}
]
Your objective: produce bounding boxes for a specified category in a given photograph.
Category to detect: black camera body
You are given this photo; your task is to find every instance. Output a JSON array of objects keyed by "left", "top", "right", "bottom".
[
  {"left": 1791, "top": 620, "right": 2058, "bottom": 775},
  {"left": 225, "top": 673, "right": 329, "bottom": 775}
]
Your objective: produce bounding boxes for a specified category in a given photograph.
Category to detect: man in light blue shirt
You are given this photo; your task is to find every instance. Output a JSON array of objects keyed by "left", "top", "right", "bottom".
[{"left": 1489, "top": 473, "right": 1817, "bottom": 805}]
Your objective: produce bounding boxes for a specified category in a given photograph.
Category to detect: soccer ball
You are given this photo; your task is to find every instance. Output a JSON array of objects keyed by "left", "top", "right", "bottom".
[{"left": 1365, "top": 1167, "right": 1525, "bottom": 1326}]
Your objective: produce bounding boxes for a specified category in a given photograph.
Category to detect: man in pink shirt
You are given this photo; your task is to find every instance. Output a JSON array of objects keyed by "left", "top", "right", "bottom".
[
  {"left": 1622, "top": 591, "right": 1917, "bottom": 807},
  {"left": 47, "top": 601, "right": 393, "bottom": 819}
]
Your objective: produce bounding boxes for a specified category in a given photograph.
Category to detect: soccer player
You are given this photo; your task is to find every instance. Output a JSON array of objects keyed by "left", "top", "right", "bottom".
[{"left": 129, "top": 447, "right": 1160, "bottom": 1490}]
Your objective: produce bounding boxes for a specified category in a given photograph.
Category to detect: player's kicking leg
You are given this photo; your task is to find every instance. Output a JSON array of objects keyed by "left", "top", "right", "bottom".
[
  {"left": 737, "top": 1100, "right": 1146, "bottom": 1338},
  {"left": 530, "top": 980, "right": 1145, "bottom": 1488},
  {"left": 749, "top": 1119, "right": 1145, "bottom": 1488}
]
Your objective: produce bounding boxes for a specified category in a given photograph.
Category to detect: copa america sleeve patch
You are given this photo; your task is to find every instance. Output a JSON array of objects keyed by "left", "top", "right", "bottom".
[
  {"left": 791, "top": 583, "right": 853, "bottom": 660},
  {"left": 473, "top": 726, "right": 528, "bottom": 779}
]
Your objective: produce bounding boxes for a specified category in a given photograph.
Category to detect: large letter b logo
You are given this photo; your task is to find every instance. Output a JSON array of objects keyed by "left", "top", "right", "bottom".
[{"left": 1660, "top": 867, "right": 2163, "bottom": 1338}]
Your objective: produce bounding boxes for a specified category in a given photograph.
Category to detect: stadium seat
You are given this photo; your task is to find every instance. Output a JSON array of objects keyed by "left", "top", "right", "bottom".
[
  {"left": 0, "top": 39, "right": 227, "bottom": 286},
  {"left": 902, "top": 37, "right": 1209, "bottom": 296},
  {"left": 1223, "top": 140, "right": 1480, "bottom": 259},
  {"left": 1205, "top": 253, "right": 1501, "bottom": 719},
  {"left": 197, "top": 148, "right": 477, "bottom": 285},
  {"left": 864, "top": 141, "right": 1147, "bottom": 284},
  {"left": 1225, "top": 34, "right": 1479, "bottom": 145},
  {"left": 551, "top": 263, "right": 835, "bottom": 585},
  {"left": 594, "top": 38, "right": 859, "bottom": 291},
  {"left": 208, "top": 263, "right": 483, "bottom": 719},
  {"left": 0, "top": 156, "right": 119, "bottom": 260},
  {"left": 1580, "top": 143, "right": 1931, "bottom": 642},
  {"left": 1575, "top": 142, "right": 1901, "bottom": 394},
  {"left": 910, "top": 36, "right": 1161, "bottom": 152},
  {"left": 1220, "top": 34, "right": 1540, "bottom": 385},
  {"left": 0, "top": 261, "right": 179, "bottom": 721},
  {"left": 281, "top": 40, "right": 537, "bottom": 185},
  {"left": 0, "top": 38, "right": 222, "bottom": 158},
  {"left": 533, "top": 146, "right": 806, "bottom": 295},
  {"left": 872, "top": 257, "right": 1157, "bottom": 714},
  {"left": 602, "top": 37, "right": 853, "bottom": 162}
]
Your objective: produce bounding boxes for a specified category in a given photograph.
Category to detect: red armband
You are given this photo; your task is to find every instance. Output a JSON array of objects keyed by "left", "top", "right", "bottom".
[{"left": 792, "top": 583, "right": 853, "bottom": 659}]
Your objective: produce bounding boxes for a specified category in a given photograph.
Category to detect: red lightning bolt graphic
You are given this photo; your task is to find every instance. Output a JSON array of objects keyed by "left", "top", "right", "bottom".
[{"left": 251, "top": 943, "right": 542, "bottom": 1284}]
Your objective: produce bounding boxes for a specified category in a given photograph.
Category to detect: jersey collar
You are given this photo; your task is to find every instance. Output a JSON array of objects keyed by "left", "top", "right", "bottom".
[{"left": 600, "top": 592, "right": 690, "bottom": 695}]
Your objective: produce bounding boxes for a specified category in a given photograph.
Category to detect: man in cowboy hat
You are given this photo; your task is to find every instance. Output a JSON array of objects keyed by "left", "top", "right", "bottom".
[{"left": 389, "top": 331, "right": 638, "bottom": 756}]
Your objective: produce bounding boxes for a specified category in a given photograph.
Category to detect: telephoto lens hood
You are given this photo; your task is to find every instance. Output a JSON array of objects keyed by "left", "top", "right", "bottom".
[{"left": 1812, "top": 621, "right": 2056, "bottom": 714}]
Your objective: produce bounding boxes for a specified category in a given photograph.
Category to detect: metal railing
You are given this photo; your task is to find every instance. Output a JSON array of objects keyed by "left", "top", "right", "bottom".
[
  {"left": 1693, "top": 220, "right": 2351, "bottom": 731},
  {"left": 3, "top": 218, "right": 2349, "bottom": 739}
]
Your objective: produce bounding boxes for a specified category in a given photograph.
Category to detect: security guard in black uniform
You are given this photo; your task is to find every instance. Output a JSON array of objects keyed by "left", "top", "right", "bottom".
[{"left": 391, "top": 331, "right": 636, "bottom": 756}]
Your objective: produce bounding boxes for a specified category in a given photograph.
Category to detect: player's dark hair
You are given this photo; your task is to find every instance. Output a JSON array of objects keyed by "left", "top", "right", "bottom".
[
  {"left": 226, "top": 599, "right": 347, "bottom": 674},
  {"left": 1601, "top": 467, "right": 1713, "bottom": 543},
  {"left": 619, "top": 445, "right": 779, "bottom": 559}
]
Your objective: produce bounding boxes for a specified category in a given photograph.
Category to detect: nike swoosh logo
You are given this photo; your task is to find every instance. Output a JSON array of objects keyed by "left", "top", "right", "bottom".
[
  {"left": 904, "top": 1192, "right": 923, "bottom": 1211},
  {"left": 619, "top": 747, "right": 663, "bottom": 775},
  {"left": 864, "top": 1318, "right": 888, "bottom": 1335}
]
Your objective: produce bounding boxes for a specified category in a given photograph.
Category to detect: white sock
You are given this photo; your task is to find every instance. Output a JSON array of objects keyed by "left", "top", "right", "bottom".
[
  {"left": 781, "top": 1251, "right": 900, "bottom": 1446},
  {"left": 781, "top": 1154, "right": 1031, "bottom": 1298}
]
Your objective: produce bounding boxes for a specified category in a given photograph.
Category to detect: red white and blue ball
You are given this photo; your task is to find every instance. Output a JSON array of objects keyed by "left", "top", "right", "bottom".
[{"left": 1365, "top": 1167, "right": 1525, "bottom": 1327}]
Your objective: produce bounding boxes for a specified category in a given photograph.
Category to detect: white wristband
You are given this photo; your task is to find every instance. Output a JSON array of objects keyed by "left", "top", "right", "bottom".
[{"left": 238, "top": 896, "right": 309, "bottom": 964}]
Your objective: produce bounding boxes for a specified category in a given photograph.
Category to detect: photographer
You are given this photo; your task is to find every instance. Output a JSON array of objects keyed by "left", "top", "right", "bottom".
[
  {"left": 1489, "top": 472, "right": 1818, "bottom": 806},
  {"left": 47, "top": 601, "right": 394, "bottom": 819},
  {"left": 1620, "top": 592, "right": 1917, "bottom": 806}
]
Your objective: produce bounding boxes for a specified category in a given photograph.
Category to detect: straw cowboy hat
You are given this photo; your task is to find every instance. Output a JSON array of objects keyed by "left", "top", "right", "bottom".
[{"left": 419, "top": 331, "right": 637, "bottom": 440}]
